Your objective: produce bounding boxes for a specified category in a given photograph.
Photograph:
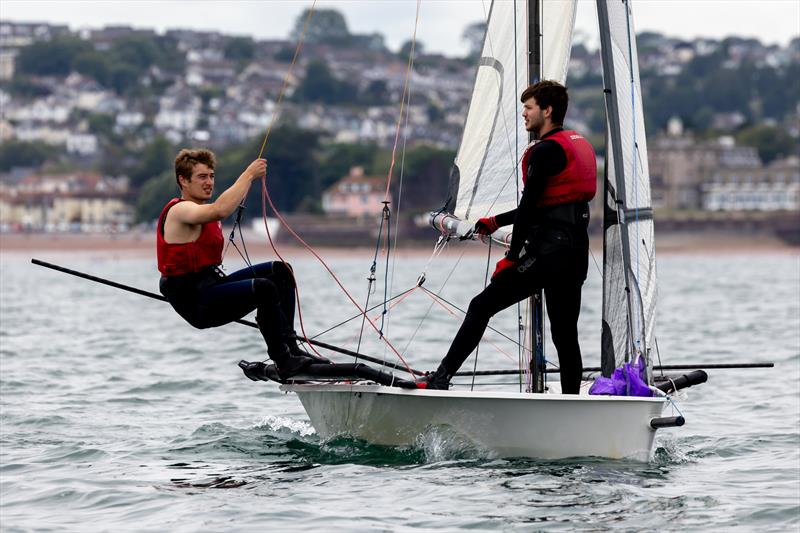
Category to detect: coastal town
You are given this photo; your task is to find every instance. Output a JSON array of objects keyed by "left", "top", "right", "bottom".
[{"left": 0, "top": 18, "right": 798, "bottom": 243}]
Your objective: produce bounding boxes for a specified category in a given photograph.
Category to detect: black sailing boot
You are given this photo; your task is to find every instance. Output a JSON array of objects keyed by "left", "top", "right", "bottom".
[
  {"left": 416, "top": 364, "right": 452, "bottom": 390},
  {"left": 287, "top": 335, "right": 332, "bottom": 365},
  {"left": 270, "top": 344, "right": 315, "bottom": 380}
]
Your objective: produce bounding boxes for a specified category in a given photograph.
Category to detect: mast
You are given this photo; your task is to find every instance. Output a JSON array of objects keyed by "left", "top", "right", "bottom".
[{"left": 528, "top": 0, "right": 546, "bottom": 393}]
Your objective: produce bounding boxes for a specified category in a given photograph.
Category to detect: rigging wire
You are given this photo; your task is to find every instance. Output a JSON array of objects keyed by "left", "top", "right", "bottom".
[
  {"left": 309, "top": 287, "right": 418, "bottom": 340},
  {"left": 384, "top": 32, "right": 418, "bottom": 363},
  {"left": 259, "top": 174, "right": 415, "bottom": 375}
]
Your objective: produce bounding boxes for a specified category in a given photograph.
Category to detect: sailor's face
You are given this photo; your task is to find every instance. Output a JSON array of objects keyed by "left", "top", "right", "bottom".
[
  {"left": 522, "top": 97, "right": 545, "bottom": 137},
  {"left": 181, "top": 163, "right": 215, "bottom": 202}
]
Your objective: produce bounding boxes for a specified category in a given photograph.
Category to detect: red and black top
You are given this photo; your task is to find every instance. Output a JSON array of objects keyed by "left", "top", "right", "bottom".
[{"left": 156, "top": 198, "right": 223, "bottom": 277}]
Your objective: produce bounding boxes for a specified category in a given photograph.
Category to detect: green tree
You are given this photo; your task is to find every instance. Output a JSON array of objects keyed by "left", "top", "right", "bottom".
[
  {"left": 254, "top": 126, "right": 321, "bottom": 215},
  {"left": 129, "top": 136, "right": 175, "bottom": 188},
  {"left": 0, "top": 140, "right": 53, "bottom": 171},
  {"left": 86, "top": 113, "right": 116, "bottom": 137},
  {"left": 136, "top": 171, "right": 177, "bottom": 222},
  {"left": 317, "top": 143, "right": 387, "bottom": 192},
  {"left": 291, "top": 8, "right": 350, "bottom": 45},
  {"left": 396, "top": 145, "right": 455, "bottom": 210},
  {"left": 296, "top": 60, "right": 357, "bottom": 104},
  {"left": 224, "top": 36, "right": 255, "bottom": 61},
  {"left": 109, "top": 35, "right": 159, "bottom": 71},
  {"left": 73, "top": 51, "right": 111, "bottom": 86},
  {"left": 398, "top": 39, "right": 423, "bottom": 59},
  {"left": 462, "top": 21, "right": 486, "bottom": 60},
  {"left": 3, "top": 76, "right": 51, "bottom": 98},
  {"left": 360, "top": 79, "right": 389, "bottom": 105},
  {"left": 736, "top": 124, "right": 797, "bottom": 164},
  {"left": 15, "top": 36, "right": 93, "bottom": 76}
]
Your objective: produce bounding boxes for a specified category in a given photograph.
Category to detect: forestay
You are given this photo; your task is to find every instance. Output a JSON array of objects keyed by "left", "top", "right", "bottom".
[
  {"left": 597, "top": 0, "right": 657, "bottom": 380},
  {"left": 450, "top": 0, "right": 576, "bottom": 226}
]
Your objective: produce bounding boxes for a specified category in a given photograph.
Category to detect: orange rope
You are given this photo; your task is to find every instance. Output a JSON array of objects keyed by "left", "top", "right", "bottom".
[
  {"left": 256, "top": 1, "right": 316, "bottom": 159},
  {"left": 420, "top": 288, "right": 518, "bottom": 364},
  {"left": 260, "top": 178, "right": 416, "bottom": 376},
  {"left": 383, "top": 0, "right": 422, "bottom": 200}
]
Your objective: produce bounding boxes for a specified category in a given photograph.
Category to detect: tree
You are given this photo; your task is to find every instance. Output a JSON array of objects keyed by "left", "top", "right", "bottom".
[
  {"left": 461, "top": 21, "right": 486, "bottom": 60},
  {"left": 254, "top": 126, "right": 320, "bottom": 214},
  {"left": 224, "top": 36, "right": 255, "bottom": 61},
  {"left": 396, "top": 145, "right": 455, "bottom": 210},
  {"left": 136, "top": 171, "right": 177, "bottom": 222},
  {"left": 398, "top": 39, "right": 423, "bottom": 60},
  {"left": 360, "top": 80, "right": 389, "bottom": 106},
  {"left": 0, "top": 140, "right": 53, "bottom": 171},
  {"left": 291, "top": 8, "right": 350, "bottom": 45},
  {"left": 296, "top": 60, "right": 356, "bottom": 104},
  {"left": 736, "top": 124, "right": 797, "bottom": 164},
  {"left": 73, "top": 50, "right": 111, "bottom": 86},
  {"left": 317, "top": 143, "right": 387, "bottom": 192},
  {"left": 129, "top": 136, "right": 174, "bottom": 188},
  {"left": 15, "top": 37, "right": 93, "bottom": 76}
]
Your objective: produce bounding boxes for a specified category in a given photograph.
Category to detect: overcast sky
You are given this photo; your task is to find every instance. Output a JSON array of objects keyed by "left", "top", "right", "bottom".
[{"left": 1, "top": 0, "right": 798, "bottom": 56}]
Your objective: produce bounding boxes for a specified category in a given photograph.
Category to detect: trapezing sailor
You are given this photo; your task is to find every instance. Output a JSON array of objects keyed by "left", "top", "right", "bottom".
[
  {"left": 421, "top": 80, "right": 597, "bottom": 393},
  {"left": 157, "top": 148, "right": 330, "bottom": 379}
]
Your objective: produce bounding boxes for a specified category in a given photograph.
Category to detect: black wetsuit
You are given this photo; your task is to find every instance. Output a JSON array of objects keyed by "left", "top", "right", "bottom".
[
  {"left": 441, "top": 127, "right": 591, "bottom": 394},
  {"left": 159, "top": 261, "right": 297, "bottom": 357}
]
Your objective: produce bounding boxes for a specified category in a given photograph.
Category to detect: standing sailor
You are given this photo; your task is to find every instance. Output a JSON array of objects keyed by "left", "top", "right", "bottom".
[
  {"left": 421, "top": 80, "right": 596, "bottom": 393},
  {"left": 157, "top": 148, "right": 323, "bottom": 378}
]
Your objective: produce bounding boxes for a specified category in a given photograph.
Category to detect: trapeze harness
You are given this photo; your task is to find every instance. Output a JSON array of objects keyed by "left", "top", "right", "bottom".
[{"left": 512, "top": 129, "right": 597, "bottom": 261}]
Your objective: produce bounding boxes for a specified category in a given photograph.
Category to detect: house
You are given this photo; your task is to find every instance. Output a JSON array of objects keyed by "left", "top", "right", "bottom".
[
  {"left": 0, "top": 172, "right": 133, "bottom": 232},
  {"left": 648, "top": 121, "right": 762, "bottom": 209},
  {"left": 322, "top": 167, "right": 390, "bottom": 218},
  {"left": 702, "top": 155, "right": 800, "bottom": 212}
]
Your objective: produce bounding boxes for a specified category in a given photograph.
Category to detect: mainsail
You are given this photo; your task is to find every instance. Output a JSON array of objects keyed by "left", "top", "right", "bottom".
[
  {"left": 449, "top": 0, "right": 576, "bottom": 227},
  {"left": 597, "top": 0, "right": 657, "bottom": 380}
]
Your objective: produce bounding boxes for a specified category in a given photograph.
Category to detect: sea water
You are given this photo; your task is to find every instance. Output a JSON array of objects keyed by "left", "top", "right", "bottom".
[{"left": 1, "top": 247, "right": 798, "bottom": 531}]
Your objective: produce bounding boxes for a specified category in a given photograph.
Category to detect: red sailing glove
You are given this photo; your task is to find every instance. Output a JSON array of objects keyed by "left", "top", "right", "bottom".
[
  {"left": 474, "top": 216, "right": 499, "bottom": 235},
  {"left": 492, "top": 257, "right": 517, "bottom": 279}
]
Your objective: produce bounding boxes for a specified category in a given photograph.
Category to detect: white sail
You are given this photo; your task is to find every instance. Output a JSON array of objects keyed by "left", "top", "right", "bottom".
[
  {"left": 451, "top": 0, "right": 576, "bottom": 225},
  {"left": 597, "top": 0, "right": 657, "bottom": 378}
]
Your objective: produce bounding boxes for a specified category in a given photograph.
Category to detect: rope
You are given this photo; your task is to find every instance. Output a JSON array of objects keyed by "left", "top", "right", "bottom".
[
  {"left": 382, "top": 0, "right": 422, "bottom": 201},
  {"left": 257, "top": 2, "right": 316, "bottom": 159},
  {"left": 310, "top": 287, "right": 416, "bottom": 340},
  {"left": 259, "top": 177, "right": 415, "bottom": 375}
]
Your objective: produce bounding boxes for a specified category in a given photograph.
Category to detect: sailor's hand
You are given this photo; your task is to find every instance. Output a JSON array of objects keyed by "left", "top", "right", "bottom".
[
  {"left": 491, "top": 256, "right": 517, "bottom": 280},
  {"left": 245, "top": 158, "right": 267, "bottom": 181},
  {"left": 474, "top": 216, "right": 499, "bottom": 235}
]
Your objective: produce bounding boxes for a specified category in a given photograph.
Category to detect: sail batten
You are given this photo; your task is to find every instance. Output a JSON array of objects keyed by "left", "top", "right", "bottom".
[{"left": 451, "top": 0, "right": 576, "bottom": 225}]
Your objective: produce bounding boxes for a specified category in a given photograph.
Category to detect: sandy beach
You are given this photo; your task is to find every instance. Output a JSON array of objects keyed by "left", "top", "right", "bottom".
[{"left": 2, "top": 229, "right": 797, "bottom": 259}]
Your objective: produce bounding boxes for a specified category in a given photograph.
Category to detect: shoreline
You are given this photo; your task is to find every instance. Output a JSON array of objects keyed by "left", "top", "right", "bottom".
[{"left": 2, "top": 230, "right": 797, "bottom": 259}]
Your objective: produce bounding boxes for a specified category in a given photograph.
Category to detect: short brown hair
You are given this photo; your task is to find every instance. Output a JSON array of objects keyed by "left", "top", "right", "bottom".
[
  {"left": 520, "top": 80, "right": 569, "bottom": 125},
  {"left": 174, "top": 148, "right": 216, "bottom": 189}
]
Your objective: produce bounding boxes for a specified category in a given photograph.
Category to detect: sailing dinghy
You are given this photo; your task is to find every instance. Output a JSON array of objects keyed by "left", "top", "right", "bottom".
[
  {"left": 28, "top": 0, "right": 775, "bottom": 463},
  {"left": 256, "top": 0, "right": 694, "bottom": 461}
]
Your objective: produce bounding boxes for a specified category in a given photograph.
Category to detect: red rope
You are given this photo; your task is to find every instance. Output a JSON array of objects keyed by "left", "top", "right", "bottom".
[
  {"left": 259, "top": 177, "right": 416, "bottom": 376},
  {"left": 420, "top": 288, "right": 518, "bottom": 364}
]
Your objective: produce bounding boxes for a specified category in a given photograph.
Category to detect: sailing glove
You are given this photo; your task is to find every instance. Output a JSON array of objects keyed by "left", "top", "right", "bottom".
[
  {"left": 492, "top": 257, "right": 517, "bottom": 279},
  {"left": 474, "top": 216, "right": 499, "bottom": 235}
]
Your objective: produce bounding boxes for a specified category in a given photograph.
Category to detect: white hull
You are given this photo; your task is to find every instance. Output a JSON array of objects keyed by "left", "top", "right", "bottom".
[{"left": 280, "top": 384, "right": 668, "bottom": 461}]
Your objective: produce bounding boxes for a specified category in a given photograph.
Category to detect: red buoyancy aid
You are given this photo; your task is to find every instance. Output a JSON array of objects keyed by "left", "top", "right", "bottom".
[
  {"left": 156, "top": 198, "right": 223, "bottom": 276},
  {"left": 521, "top": 129, "right": 597, "bottom": 207}
]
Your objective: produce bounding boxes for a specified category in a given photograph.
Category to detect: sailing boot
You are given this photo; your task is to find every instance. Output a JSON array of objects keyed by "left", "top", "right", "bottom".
[
  {"left": 287, "top": 335, "right": 333, "bottom": 365},
  {"left": 416, "top": 364, "right": 452, "bottom": 390},
  {"left": 270, "top": 344, "right": 315, "bottom": 380}
]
